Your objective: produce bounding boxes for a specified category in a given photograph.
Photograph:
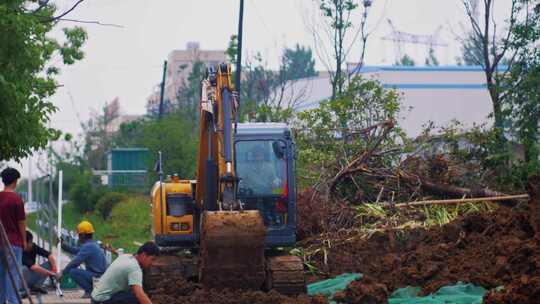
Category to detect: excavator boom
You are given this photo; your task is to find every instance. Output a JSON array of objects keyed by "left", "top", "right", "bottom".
[{"left": 196, "top": 64, "right": 267, "bottom": 289}]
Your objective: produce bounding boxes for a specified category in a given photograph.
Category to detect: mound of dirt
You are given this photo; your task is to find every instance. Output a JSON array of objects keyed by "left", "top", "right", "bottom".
[
  {"left": 148, "top": 176, "right": 540, "bottom": 303},
  {"left": 149, "top": 277, "right": 326, "bottom": 304},
  {"left": 301, "top": 176, "right": 540, "bottom": 302}
]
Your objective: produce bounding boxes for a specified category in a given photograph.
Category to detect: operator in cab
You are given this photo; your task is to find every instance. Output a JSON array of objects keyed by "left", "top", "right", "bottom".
[
  {"left": 236, "top": 142, "right": 287, "bottom": 225},
  {"left": 91, "top": 242, "right": 160, "bottom": 304},
  {"left": 60, "top": 221, "right": 107, "bottom": 298},
  {"left": 237, "top": 143, "right": 284, "bottom": 195}
]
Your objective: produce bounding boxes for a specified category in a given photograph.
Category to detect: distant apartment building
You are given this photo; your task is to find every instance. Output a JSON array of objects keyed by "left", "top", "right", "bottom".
[{"left": 147, "top": 42, "right": 227, "bottom": 115}]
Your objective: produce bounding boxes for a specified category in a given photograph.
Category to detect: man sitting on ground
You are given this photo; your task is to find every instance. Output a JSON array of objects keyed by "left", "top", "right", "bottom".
[
  {"left": 21, "top": 231, "right": 60, "bottom": 294},
  {"left": 91, "top": 242, "right": 160, "bottom": 304},
  {"left": 60, "top": 221, "right": 107, "bottom": 298}
]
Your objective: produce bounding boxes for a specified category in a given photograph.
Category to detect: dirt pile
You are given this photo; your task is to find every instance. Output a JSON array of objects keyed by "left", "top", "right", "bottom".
[
  {"left": 300, "top": 176, "right": 540, "bottom": 303},
  {"left": 149, "top": 277, "right": 326, "bottom": 304},
  {"left": 296, "top": 189, "right": 357, "bottom": 241}
]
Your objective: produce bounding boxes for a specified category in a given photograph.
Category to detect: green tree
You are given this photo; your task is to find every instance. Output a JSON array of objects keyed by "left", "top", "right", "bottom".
[
  {"left": 225, "top": 34, "right": 238, "bottom": 63},
  {"left": 114, "top": 113, "right": 198, "bottom": 179},
  {"left": 176, "top": 60, "right": 207, "bottom": 128},
  {"left": 83, "top": 100, "right": 120, "bottom": 170},
  {"left": 504, "top": 1, "right": 540, "bottom": 172},
  {"left": 461, "top": 0, "right": 524, "bottom": 133},
  {"left": 396, "top": 54, "right": 415, "bottom": 66},
  {"left": 240, "top": 53, "right": 275, "bottom": 120},
  {"left": 317, "top": 0, "right": 358, "bottom": 99},
  {"left": 281, "top": 44, "right": 318, "bottom": 81},
  {"left": 425, "top": 47, "right": 440, "bottom": 66},
  {"left": 257, "top": 45, "right": 319, "bottom": 123},
  {"left": 0, "top": 1, "right": 87, "bottom": 161},
  {"left": 295, "top": 77, "right": 404, "bottom": 198}
]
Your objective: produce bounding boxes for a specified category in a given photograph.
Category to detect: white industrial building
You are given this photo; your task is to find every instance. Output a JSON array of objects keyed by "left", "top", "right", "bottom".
[{"left": 288, "top": 66, "right": 496, "bottom": 137}]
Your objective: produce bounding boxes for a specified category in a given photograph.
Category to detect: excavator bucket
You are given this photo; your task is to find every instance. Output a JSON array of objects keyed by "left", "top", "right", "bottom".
[{"left": 199, "top": 210, "right": 267, "bottom": 290}]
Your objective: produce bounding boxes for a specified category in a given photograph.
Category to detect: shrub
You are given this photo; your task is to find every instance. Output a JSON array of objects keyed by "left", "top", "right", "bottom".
[
  {"left": 96, "top": 192, "right": 128, "bottom": 219},
  {"left": 69, "top": 177, "right": 93, "bottom": 213}
]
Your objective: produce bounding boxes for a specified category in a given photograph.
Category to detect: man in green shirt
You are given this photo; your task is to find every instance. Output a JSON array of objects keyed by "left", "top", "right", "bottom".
[{"left": 91, "top": 242, "right": 159, "bottom": 304}]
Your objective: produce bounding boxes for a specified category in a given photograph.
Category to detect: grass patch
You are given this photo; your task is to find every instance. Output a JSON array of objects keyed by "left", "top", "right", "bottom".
[{"left": 27, "top": 196, "right": 152, "bottom": 253}]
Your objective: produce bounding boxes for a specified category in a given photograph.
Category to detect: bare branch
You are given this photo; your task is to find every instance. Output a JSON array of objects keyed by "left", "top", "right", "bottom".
[
  {"left": 58, "top": 18, "right": 124, "bottom": 28},
  {"left": 43, "top": 0, "right": 85, "bottom": 23}
]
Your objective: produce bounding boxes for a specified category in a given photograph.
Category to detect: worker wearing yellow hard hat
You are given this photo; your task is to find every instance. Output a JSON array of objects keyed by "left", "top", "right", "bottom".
[
  {"left": 59, "top": 220, "right": 107, "bottom": 298},
  {"left": 77, "top": 220, "right": 95, "bottom": 234}
]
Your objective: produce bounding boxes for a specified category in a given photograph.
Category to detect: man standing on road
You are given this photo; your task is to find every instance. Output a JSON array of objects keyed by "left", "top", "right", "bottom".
[
  {"left": 0, "top": 167, "right": 26, "bottom": 304},
  {"left": 21, "top": 231, "right": 60, "bottom": 294},
  {"left": 60, "top": 220, "right": 107, "bottom": 298},
  {"left": 91, "top": 242, "right": 160, "bottom": 304}
]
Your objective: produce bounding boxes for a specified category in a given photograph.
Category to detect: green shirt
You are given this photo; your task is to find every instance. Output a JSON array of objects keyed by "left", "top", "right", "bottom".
[{"left": 91, "top": 254, "right": 142, "bottom": 302}]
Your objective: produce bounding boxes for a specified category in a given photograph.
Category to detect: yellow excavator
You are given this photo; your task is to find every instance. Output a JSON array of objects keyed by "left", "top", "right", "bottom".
[{"left": 146, "top": 63, "right": 305, "bottom": 294}]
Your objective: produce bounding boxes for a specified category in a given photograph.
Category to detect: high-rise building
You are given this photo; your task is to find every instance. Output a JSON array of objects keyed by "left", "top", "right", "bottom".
[{"left": 147, "top": 42, "right": 227, "bottom": 115}]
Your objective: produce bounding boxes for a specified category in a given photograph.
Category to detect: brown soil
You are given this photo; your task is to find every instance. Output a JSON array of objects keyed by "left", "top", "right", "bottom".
[
  {"left": 301, "top": 176, "right": 540, "bottom": 302},
  {"left": 149, "top": 277, "right": 326, "bottom": 304},
  {"left": 149, "top": 176, "right": 540, "bottom": 303}
]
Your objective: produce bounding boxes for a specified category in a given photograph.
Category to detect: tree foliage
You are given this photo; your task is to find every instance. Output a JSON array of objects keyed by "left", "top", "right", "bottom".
[
  {"left": 176, "top": 60, "right": 207, "bottom": 128},
  {"left": 295, "top": 77, "right": 404, "bottom": 192},
  {"left": 460, "top": 0, "right": 524, "bottom": 132},
  {"left": 396, "top": 54, "right": 415, "bottom": 66},
  {"left": 503, "top": 0, "right": 540, "bottom": 171},
  {"left": 425, "top": 47, "right": 440, "bottom": 66},
  {"left": 83, "top": 99, "right": 120, "bottom": 170},
  {"left": 317, "top": 0, "right": 358, "bottom": 99},
  {"left": 115, "top": 113, "right": 198, "bottom": 179},
  {"left": 231, "top": 40, "right": 318, "bottom": 123},
  {"left": 0, "top": 1, "right": 87, "bottom": 161}
]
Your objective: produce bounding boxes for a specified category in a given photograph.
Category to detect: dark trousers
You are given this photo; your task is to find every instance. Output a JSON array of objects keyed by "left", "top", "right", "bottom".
[
  {"left": 92, "top": 290, "right": 138, "bottom": 304},
  {"left": 66, "top": 268, "right": 99, "bottom": 294},
  {"left": 22, "top": 262, "right": 51, "bottom": 289}
]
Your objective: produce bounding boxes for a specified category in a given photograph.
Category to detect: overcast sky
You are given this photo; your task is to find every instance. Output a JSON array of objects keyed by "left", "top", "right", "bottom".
[{"left": 10, "top": 0, "right": 513, "bottom": 177}]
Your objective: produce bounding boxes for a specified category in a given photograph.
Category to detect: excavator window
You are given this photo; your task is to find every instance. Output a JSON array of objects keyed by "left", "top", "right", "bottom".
[
  {"left": 235, "top": 140, "right": 287, "bottom": 197},
  {"left": 236, "top": 140, "right": 288, "bottom": 228},
  {"left": 166, "top": 194, "right": 193, "bottom": 216}
]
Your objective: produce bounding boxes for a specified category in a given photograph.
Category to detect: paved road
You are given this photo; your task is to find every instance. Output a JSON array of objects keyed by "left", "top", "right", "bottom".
[{"left": 23, "top": 290, "right": 89, "bottom": 304}]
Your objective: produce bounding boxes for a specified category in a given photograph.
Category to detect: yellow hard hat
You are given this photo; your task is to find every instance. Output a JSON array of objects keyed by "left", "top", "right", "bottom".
[{"left": 77, "top": 221, "right": 95, "bottom": 234}]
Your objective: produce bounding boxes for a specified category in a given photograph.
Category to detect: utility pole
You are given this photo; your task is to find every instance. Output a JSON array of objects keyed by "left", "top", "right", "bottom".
[
  {"left": 234, "top": 0, "right": 244, "bottom": 131},
  {"left": 28, "top": 156, "right": 32, "bottom": 204},
  {"left": 158, "top": 60, "right": 168, "bottom": 119}
]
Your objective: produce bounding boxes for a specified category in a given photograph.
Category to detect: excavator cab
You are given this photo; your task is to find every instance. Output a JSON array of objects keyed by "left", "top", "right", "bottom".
[{"left": 235, "top": 123, "right": 297, "bottom": 247}]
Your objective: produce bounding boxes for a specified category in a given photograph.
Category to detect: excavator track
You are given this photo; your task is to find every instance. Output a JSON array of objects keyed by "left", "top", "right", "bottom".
[
  {"left": 144, "top": 253, "right": 197, "bottom": 291},
  {"left": 266, "top": 255, "right": 306, "bottom": 295}
]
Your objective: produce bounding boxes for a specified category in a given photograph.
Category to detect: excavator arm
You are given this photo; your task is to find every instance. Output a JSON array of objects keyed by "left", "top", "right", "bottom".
[{"left": 195, "top": 63, "right": 267, "bottom": 289}]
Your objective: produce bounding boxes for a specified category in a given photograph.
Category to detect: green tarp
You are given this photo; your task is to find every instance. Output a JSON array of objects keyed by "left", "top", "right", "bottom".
[
  {"left": 307, "top": 274, "right": 487, "bottom": 304},
  {"left": 389, "top": 283, "right": 487, "bottom": 304},
  {"left": 307, "top": 273, "right": 363, "bottom": 297}
]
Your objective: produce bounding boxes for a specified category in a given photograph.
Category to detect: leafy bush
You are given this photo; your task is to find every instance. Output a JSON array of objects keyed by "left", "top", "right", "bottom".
[
  {"left": 294, "top": 77, "right": 405, "bottom": 193},
  {"left": 69, "top": 174, "right": 94, "bottom": 213},
  {"left": 96, "top": 192, "right": 128, "bottom": 219},
  {"left": 68, "top": 172, "right": 109, "bottom": 214}
]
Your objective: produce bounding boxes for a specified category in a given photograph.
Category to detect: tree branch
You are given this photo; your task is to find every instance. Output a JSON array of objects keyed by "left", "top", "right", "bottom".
[
  {"left": 43, "top": 0, "right": 85, "bottom": 23},
  {"left": 58, "top": 18, "right": 124, "bottom": 28}
]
